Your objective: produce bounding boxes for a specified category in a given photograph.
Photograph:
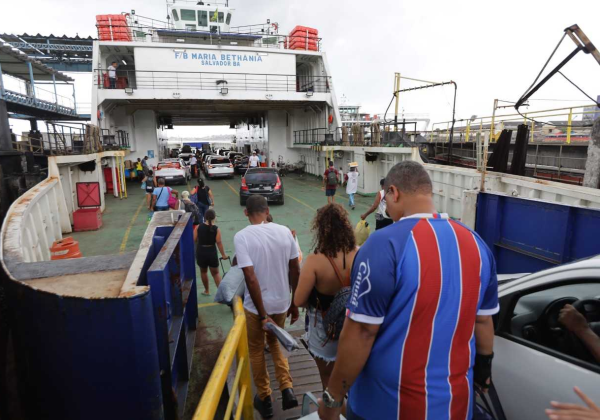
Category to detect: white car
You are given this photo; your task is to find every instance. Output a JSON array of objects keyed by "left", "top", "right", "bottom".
[
  {"left": 206, "top": 156, "right": 234, "bottom": 178},
  {"left": 492, "top": 255, "right": 600, "bottom": 419},
  {"left": 154, "top": 160, "right": 191, "bottom": 185}
]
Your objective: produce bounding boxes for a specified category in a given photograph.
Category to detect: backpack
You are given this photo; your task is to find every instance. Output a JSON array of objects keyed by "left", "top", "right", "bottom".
[
  {"left": 322, "top": 256, "right": 351, "bottom": 341},
  {"left": 184, "top": 201, "right": 201, "bottom": 225},
  {"left": 190, "top": 187, "right": 199, "bottom": 205},
  {"left": 326, "top": 170, "right": 338, "bottom": 187}
]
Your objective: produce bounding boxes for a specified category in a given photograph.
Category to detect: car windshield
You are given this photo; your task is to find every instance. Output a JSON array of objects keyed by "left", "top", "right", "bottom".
[
  {"left": 245, "top": 172, "right": 277, "bottom": 184},
  {"left": 157, "top": 163, "right": 181, "bottom": 169}
]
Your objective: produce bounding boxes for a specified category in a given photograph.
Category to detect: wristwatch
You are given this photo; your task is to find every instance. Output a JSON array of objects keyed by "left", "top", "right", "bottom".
[
  {"left": 260, "top": 315, "right": 268, "bottom": 321},
  {"left": 322, "top": 389, "right": 343, "bottom": 408}
]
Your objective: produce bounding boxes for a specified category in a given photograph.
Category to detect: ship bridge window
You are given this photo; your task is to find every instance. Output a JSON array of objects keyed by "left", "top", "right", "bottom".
[
  {"left": 210, "top": 11, "right": 217, "bottom": 22},
  {"left": 172, "top": 9, "right": 179, "bottom": 21},
  {"left": 181, "top": 9, "right": 196, "bottom": 21},
  {"left": 218, "top": 12, "right": 224, "bottom": 23},
  {"left": 198, "top": 10, "right": 208, "bottom": 27},
  {"left": 226, "top": 13, "right": 231, "bottom": 25}
]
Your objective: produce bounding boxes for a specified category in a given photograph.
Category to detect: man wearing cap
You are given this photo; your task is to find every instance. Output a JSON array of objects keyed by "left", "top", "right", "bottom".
[{"left": 249, "top": 151, "right": 260, "bottom": 168}]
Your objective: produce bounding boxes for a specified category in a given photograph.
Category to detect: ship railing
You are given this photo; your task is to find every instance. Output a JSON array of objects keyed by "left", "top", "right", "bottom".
[
  {"left": 0, "top": 73, "right": 76, "bottom": 110},
  {"left": 193, "top": 296, "right": 254, "bottom": 420},
  {"left": 429, "top": 103, "right": 598, "bottom": 146},
  {"left": 10, "top": 123, "right": 110, "bottom": 156},
  {"left": 94, "top": 69, "right": 331, "bottom": 93},
  {"left": 293, "top": 122, "right": 420, "bottom": 147},
  {"left": 97, "top": 22, "right": 323, "bottom": 51}
]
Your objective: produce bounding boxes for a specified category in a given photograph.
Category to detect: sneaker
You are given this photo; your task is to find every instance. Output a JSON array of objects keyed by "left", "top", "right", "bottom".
[
  {"left": 281, "top": 388, "right": 298, "bottom": 410},
  {"left": 254, "top": 394, "right": 274, "bottom": 419}
]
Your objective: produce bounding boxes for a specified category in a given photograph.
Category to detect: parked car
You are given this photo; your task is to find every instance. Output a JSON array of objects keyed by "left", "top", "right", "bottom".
[
  {"left": 492, "top": 255, "right": 600, "bottom": 419},
  {"left": 206, "top": 156, "right": 234, "bottom": 179},
  {"left": 233, "top": 156, "right": 249, "bottom": 174},
  {"left": 202, "top": 154, "right": 216, "bottom": 174},
  {"left": 240, "top": 168, "right": 283, "bottom": 206},
  {"left": 227, "top": 151, "right": 243, "bottom": 162},
  {"left": 154, "top": 160, "right": 191, "bottom": 185}
]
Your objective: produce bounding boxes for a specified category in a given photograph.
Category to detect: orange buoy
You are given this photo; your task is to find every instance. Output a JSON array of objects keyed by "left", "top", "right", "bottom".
[{"left": 50, "top": 237, "right": 82, "bottom": 260}]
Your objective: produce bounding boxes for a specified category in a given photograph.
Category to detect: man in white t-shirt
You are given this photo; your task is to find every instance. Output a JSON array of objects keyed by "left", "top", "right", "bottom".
[
  {"left": 107, "top": 61, "right": 118, "bottom": 89},
  {"left": 248, "top": 151, "right": 260, "bottom": 168},
  {"left": 234, "top": 195, "right": 300, "bottom": 418},
  {"left": 189, "top": 155, "right": 198, "bottom": 177}
]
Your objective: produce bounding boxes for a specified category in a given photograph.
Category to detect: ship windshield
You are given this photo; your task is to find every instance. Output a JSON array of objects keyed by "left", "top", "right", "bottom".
[
  {"left": 226, "top": 13, "right": 231, "bottom": 25},
  {"left": 172, "top": 9, "right": 179, "bottom": 21},
  {"left": 218, "top": 12, "right": 224, "bottom": 23},
  {"left": 180, "top": 9, "right": 196, "bottom": 21},
  {"left": 198, "top": 10, "right": 208, "bottom": 27}
]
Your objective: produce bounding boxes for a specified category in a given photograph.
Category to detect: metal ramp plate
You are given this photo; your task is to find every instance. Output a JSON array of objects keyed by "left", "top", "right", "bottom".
[{"left": 260, "top": 331, "right": 323, "bottom": 420}]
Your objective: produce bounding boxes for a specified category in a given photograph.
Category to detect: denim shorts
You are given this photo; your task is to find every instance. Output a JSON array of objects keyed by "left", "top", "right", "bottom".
[
  {"left": 325, "top": 188, "right": 336, "bottom": 197},
  {"left": 305, "top": 307, "right": 338, "bottom": 363}
]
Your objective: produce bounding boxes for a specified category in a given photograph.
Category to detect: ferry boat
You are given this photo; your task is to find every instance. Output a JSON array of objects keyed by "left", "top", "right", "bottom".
[{"left": 1, "top": 3, "right": 600, "bottom": 420}]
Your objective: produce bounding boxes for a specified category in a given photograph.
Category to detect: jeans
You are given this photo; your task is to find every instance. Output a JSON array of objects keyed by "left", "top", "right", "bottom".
[
  {"left": 197, "top": 202, "right": 209, "bottom": 224},
  {"left": 347, "top": 402, "right": 366, "bottom": 420},
  {"left": 348, "top": 193, "right": 355, "bottom": 207},
  {"left": 155, "top": 206, "right": 169, "bottom": 211},
  {"left": 245, "top": 310, "right": 293, "bottom": 399},
  {"left": 109, "top": 77, "right": 116, "bottom": 89}
]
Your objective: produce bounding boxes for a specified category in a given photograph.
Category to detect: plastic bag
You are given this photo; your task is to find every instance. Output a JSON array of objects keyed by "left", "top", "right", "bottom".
[
  {"left": 354, "top": 220, "right": 371, "bottom": 246},
  {"left": 295, "top": 236, "right": 303, "bottom": 264},
  {"left": 141, "top": 181, "right": 146, "bottom": 190},
  {"left": 264, "top": 322, "right": 300, "bottom": 352},
  {"left": 214, "top": 266, "right": 245, "bottom": 305}
]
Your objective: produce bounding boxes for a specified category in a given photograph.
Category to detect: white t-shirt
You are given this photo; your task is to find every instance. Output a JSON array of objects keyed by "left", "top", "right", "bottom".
[
  {"left": 346, "top": 171, "right": 359, "bottom": 194},
  {"left": 108, "top": 65, "right": 116, "bottom": 78},
  {"left": 377, "top": 190, "right": 391, "bottom": 219},
  {"left": 234, "top": 222, "right": 299, "bottom": 315},
  {"left": 249, "top": 155, "right": 260, "bottom": 167},
  {"left": 190, "top": 156, "right": 197, "bottom": 165}
]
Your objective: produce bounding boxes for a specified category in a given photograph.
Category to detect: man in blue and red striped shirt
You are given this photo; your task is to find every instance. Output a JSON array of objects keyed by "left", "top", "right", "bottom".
[{"left": 319, "top": 161, "right": 498, "bottom": 420}]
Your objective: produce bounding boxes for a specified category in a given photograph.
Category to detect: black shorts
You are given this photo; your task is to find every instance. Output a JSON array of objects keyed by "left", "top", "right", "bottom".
[{"left": 196, "top": 247, "right": 219, "bottom": 269}]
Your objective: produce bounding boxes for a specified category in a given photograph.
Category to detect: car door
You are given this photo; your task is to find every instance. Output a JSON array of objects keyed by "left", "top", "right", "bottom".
[{"left": 494, "top": 266, "right": 600, "bottom": 420}]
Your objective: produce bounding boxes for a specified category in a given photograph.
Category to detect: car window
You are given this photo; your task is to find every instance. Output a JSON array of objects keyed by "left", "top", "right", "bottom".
[
  {"left": 210, "top": 158, "right": 229, "bottom": 165},
  {"left": 245, "top": 172, "right": 277, "bottom": 184},
  {"left": 506, "top": 281, "right": 600, "bottom": 368}
]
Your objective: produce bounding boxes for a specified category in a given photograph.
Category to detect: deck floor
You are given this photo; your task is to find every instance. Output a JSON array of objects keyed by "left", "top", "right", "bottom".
[{"left": 71, "top": 173, "right": 375, "bottom": 419}]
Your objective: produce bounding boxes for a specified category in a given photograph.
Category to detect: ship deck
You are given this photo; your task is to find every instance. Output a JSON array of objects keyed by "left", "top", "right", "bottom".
[{"left": 70, "top": 173, "right": 373, "bottom": 419}]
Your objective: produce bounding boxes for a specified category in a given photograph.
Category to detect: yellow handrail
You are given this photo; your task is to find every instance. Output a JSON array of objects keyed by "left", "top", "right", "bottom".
[{"left": 193, "top": 297, "right": 254, "bottom": 420}]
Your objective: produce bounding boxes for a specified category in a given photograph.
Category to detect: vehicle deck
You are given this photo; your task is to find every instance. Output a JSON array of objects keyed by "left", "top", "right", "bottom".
[{"left": 70, "top": 173, "right": 375, "bottom": 419}]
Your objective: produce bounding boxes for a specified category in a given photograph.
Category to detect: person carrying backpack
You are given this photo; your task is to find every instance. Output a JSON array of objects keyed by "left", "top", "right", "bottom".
[
  {"left": 323, "top": 161, "right": 339, "bottom": 204},
  {"left": 190, "top": 178, "right": 214, "bottom": 223},
  {"left": 294, "top": 204, "right": 358, "bottom": 405}
]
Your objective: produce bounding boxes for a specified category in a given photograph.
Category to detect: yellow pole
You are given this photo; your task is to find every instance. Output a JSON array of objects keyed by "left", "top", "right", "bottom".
[
  {"left": 235, "top": 301, "right": 254, "bottom": 420},
  {"left": 490, "top": 99, "right": 498, "bottom": 143},
  {"left": 394, "top": 73, "right": 400, "bottom": 132},
  {"left": 445, "top": 122, "right": 450, "bottom": 142},
  {"left": 531, "top": 119, "right": 535, "bottom": 141},
  {"left": 566, "top": 107, "right": 573, "bottom": 144},
  {"left": 465, "top": 121, "right": 471, "bottom": 143}
]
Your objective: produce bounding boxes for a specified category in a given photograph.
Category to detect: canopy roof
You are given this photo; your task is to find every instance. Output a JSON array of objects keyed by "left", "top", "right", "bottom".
[{"left": 0, "top": 40, "right": 74, "bottom": 82}]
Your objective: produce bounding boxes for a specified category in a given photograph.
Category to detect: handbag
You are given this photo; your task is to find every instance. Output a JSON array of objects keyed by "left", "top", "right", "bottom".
[{"left": 167, "top": 188, "right": 178, "bottom": 209}]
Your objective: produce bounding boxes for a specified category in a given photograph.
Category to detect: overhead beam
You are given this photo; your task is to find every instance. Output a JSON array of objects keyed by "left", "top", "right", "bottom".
[{"left": 6, "top": 42, "right": 93, "bottom": 52}]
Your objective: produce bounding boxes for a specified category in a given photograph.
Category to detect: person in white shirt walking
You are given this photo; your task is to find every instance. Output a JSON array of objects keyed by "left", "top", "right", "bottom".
[
  {"left": 344, "top": 164, "right": 359, "bottom": 210},
  {"left": 248, "top": 151, "right": 260, "bottom": 168},
  {"left": 189, "top": 155, "right": 198, "bottom": 178},
  {"left": 234, "top": 195, "right": 301, "bottom": 418},
  {"left": 107, "top": 61, "right": 118, "bottom": 89}
]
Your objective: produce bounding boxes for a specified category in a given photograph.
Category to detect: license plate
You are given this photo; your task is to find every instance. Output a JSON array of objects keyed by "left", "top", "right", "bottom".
[{"left": 166, "top": 176, "right": 174, "bottom": 179}]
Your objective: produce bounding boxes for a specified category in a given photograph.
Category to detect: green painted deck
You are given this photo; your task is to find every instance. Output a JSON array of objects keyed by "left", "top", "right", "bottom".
[{"left": 71, "top": 174, "right": 376, "bottom": 419}]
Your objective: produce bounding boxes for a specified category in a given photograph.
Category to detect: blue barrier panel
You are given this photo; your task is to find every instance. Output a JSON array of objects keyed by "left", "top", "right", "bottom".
[
  {"left": 475, "top": 193, "right": 600, "bottom": 274},
  {"left": 4, "top": 212, "right": 198, "bottom": 420},
  {"left": 146, "top": 213, "right": 198, "bottom": 419}
]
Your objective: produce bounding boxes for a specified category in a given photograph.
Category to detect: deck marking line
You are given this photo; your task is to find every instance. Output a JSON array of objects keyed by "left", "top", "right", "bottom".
[
  {"left": 198, "top": 302, "right": 221, "bottom": 309},
  {"left": 285, "top": 193, "right": 317, "bottom": 211},
  {"left": 223, "top": 180, "right": 240, "bottom": 196},
  {"left": 119, "top": 198, "right": 146, "bottom": 254}
]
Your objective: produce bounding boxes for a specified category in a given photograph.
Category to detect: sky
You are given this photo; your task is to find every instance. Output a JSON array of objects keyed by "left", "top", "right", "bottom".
[{"left": 3, "top": 0, "right": 600, "bottom": 136}]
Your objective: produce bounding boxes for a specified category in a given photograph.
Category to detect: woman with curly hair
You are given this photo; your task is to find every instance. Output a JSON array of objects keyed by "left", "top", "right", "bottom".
[{"left": 294, "top": 203, "right": 358, "bottom": 390}]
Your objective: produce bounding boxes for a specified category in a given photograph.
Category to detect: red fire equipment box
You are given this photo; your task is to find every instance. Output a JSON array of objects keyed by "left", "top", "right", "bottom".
[{"left": 73, "top": 182, "right": 103, "bottom": 232}]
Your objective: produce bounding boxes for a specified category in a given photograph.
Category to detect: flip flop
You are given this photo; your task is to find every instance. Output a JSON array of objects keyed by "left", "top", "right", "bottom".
[{"left": 201, "top": 291, "right": 211, "bottom": 296}]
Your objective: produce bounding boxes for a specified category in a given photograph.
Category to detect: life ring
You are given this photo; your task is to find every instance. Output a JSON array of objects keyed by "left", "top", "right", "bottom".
[{"left": 328, "top": 114, "right": 333, "bottom": 124}]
